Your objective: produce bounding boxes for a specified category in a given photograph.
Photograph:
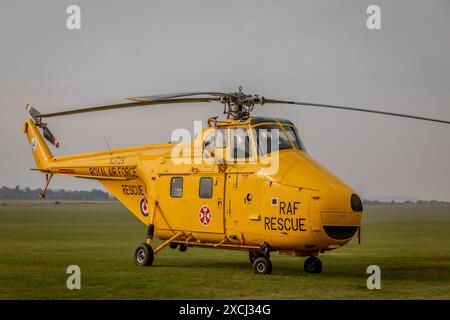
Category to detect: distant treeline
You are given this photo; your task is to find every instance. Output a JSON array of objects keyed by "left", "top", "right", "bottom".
[
  {"left": 0, "top": 186, "right": 115, "bottom": 201},
  {"left": 1, "top": 186, "right": 449, "bottom": 204},
  {"left": 363, "top": 199, "right": 450, "bottom": 205}
]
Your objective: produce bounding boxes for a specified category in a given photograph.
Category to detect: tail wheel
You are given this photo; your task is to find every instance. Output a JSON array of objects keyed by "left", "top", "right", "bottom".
[
  {"left": 252, "top": 257, "right": 272, "bottom": 275},
  {"left": 304, "top": 256, "right": 322, "bottom": 274},
  {"left": 134, "top": 243, "right": 154, "bottom": 266}
]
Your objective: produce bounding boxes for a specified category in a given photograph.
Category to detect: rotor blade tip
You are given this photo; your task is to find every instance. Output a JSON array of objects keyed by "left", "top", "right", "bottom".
[{"left": 126, "top": 97, "right": 147, "bottom": 102}]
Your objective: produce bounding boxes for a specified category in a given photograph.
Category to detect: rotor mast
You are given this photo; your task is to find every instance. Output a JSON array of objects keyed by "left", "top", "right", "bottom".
[{"left": 221, "top": 86, "right": 265, "bottom": 120}]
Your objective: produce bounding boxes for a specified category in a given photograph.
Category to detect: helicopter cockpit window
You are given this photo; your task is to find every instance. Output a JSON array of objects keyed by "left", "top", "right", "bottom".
[
  {"left": 203, "top": 128, "right": 228, "bottom": 150},
  {"left": 230, "top": 128, "right": 253, "bottom": 159},
  {"left": 199, "top": 177, "right": 213, "bottom": 198},
  {"left": 283, "top": 126, "right": 304, "bottom": 150},
  {"left": 170, "top": 177, "right": 183, "bottom": 198},
  {"left": 253, "top": 125, "right": 292, "bottom": 156}
]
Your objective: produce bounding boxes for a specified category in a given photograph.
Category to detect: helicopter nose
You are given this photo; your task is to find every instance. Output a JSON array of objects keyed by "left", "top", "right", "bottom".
[{"left": 319, "top": 187, "right": 362, "bottom": 241}]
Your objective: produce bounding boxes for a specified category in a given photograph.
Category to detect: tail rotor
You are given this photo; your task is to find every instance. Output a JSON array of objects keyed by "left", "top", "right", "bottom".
[{"left": 26, "top": 104, "right": 60, "bottom": 148}]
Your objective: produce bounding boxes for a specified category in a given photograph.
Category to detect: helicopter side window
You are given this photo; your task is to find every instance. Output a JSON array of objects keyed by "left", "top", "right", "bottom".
[
  {"left": 170, "top": 177, "right": 183, "bottom": 198},
  {"left": 199, "top": 177, "right": 213, "bottom": 198},
  {"left": 253, "top": 125, "right": 292, "bottom": 156},
  {"left": 230, "top": 128, "right": 253, "bottom": 159}
]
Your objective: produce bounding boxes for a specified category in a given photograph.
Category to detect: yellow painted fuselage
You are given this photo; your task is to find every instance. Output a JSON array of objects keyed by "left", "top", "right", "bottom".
[{"left": 23, "top": 116, "right": 362, "bottom": 256}]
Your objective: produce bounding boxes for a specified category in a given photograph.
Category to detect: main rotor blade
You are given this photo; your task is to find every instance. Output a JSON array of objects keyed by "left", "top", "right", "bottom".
[
  {"left": 265, "top": 99, "right": 450, "bottom": 125},
  {"left": 38, "top": 97, "right": 220, "bottom": 118},
  {"left": 127, "top": 91, "right": 232, "bottom": 102}
]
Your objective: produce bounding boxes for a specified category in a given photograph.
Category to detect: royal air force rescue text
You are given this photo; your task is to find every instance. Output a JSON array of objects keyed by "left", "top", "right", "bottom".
[
  {"left": 264, "top": 201, "right": 307, "bottom": 232},
  {"left": 88, "top": 166, "right": 136, "bottom": 178}
]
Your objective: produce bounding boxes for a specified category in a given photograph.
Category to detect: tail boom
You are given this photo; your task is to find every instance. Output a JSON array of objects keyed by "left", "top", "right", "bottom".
[
  {"left": 23, "top": 119, "right": 54, "bottom": 169},
  {"left": 24, "top": 118, "right": 148, "bottom": 181}
]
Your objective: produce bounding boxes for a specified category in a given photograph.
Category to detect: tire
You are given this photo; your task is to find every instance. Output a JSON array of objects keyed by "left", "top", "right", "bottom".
[
  {"left": 252, "top": 257, "right": 272, "bottom": 275},
  {"left": 169, "top": 243, "right": 178, "bottom": 249},
  {"left": 304, "top": 256, "right": 322, "bottom": 274},
  {"left": 179, "top": 244, "right": 187, "bottom": 252},
  {"left": 134, "top": 243, "right": 154, "bottom": 266}
]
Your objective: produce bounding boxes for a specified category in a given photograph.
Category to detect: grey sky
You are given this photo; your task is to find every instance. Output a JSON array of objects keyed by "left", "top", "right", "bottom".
[{"left": 1, "top": 0, "right": 449, "bottom": 200}]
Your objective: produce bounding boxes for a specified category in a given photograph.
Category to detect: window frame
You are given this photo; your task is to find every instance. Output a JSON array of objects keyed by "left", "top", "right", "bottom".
[
  {"left": 283, "top": 125, "right": 307, "bottom": 152},
  {"left": 252, "top": 124, "right": 293, "bottom": 156},
  {"left": 230, "top": 127, "right": 254, "bottom": 159},
  {"left": 199, "top": 177, "right": 213, "bottom": 199},
  {"left": 203, "top": 128, "right": 228, "bottom": 150},
  {"left": 170, "top": 177, "right": 183, "bottom": 198}
]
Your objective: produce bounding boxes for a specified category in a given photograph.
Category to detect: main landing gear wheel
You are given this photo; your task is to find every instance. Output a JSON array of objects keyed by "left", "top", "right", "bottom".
[
  {"left": 304, "top": 256, "right": 322, "bottom": 274},
  {"left": 179, "top": 244, "right": 187, "bottom": 252},
  {"left": 169, "top": 243, "right": 178, "bottom": 249},
  {"left": 134, "top": 243, "right": 154, "bottom": 266},
  {"left": 248, "top": 251, "right": 270, "bottom": 264},
  {"left": 252, "top": 257, "right": 272, "bottom": 275}
]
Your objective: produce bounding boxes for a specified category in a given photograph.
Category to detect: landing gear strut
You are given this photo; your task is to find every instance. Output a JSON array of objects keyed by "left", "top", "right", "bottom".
[
  {"left": 135, "top": 232, "right": 185, "bottom": 266},
  {"left": 248, "top": 251, "right": 270, "bottom": 264},
  {"left": 250, "top": 243, "right": 272, "bottom": 275},
  {"left": 304, "top": 256, "right": 322, "bottom": 274}
]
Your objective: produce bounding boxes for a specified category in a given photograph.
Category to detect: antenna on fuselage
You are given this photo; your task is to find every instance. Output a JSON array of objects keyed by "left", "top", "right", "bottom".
[{"left": 103, "top": 133, "right": 112, "bottom": 155}]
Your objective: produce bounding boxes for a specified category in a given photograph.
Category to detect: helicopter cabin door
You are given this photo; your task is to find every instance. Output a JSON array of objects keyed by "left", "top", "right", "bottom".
[
  {"left": 224, "top": 128, "right": 261, "bottom": 241},
  {"left": 184, "top": 172, "right": 225, "bottom": 234},
  {"left": 156, "top": 169, "right": 225, "bottom": 235},
  {"left": 182, "top": 127, "right": 228, "bottom": 234}
]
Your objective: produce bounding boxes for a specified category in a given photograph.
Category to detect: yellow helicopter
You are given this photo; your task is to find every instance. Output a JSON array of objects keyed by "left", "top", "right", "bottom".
[{"left": 23, "top": 87, "right": 450, "bottom": 274}]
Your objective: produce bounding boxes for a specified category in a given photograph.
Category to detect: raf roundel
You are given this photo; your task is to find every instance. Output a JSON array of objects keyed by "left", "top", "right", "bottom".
[
  {"left": 198, "top": 205, "right": 212, "bottom": 226},
  {"left": 140, "top": 198, "right": 149, "bottom": 217}
]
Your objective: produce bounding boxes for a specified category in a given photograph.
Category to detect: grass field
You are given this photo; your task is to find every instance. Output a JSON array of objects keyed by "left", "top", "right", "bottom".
[{"left": 0, "top": 202, "right": 449, "bottom": 299}]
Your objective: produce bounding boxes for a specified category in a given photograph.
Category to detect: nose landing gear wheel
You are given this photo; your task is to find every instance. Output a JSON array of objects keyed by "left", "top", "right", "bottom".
[
  {"left": 252, "top": 257, "right": 272, "bottom": 275},
  {"left": 304, "top": 256, "right": 322, "bottom": 274},
  {"left": 134, "top": 243, "right": 154, "bottom": 266}
]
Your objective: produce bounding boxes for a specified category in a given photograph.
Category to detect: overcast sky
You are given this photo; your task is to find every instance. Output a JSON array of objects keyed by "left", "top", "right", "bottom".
[{"left": 1, "top": 0, "right": 449, "bottom": 200}]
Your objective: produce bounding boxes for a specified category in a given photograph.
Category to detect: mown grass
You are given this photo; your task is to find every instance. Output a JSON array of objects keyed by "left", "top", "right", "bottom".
[{"left": 0, "top": 203, "right": 449, "bottom": 299}]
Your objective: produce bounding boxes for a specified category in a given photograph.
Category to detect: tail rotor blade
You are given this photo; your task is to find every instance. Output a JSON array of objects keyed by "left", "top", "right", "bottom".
[
  {"left": 43, "top": 126, "right": 60, "bottom": 148},
  {"left": 26, "top": 104, "right": 60, "bottom": 148},
  {"left": 26, "top": 104, "right": 42, "bottom": 122}
]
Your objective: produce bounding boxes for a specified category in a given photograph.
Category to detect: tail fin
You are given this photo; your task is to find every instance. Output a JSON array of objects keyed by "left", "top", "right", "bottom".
[{"left": 23, "top": 118, "right": 54, "bottom": 169}]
